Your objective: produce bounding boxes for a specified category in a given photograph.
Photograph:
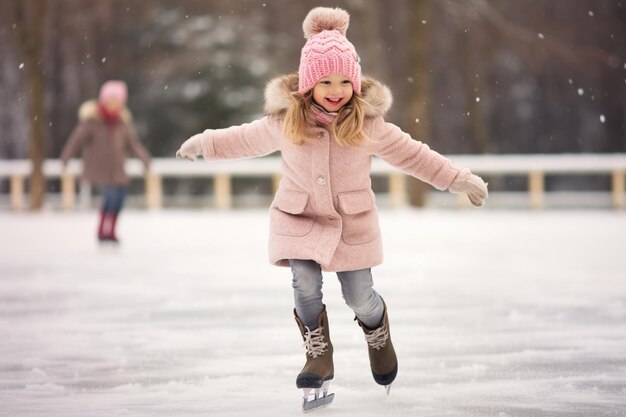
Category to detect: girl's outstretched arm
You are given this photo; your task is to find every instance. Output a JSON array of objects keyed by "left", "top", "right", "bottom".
[
  {"left": 176, "top": 116, "right": 282, "bottom": 161},
  {"left": 368, "top": 117, "right": 487, "bottom": 207}
]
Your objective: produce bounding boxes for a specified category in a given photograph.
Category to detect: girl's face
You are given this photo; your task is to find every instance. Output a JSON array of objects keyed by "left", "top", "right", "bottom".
[{"left": 312, "top": 74, "right": 354, "bottom": 112}]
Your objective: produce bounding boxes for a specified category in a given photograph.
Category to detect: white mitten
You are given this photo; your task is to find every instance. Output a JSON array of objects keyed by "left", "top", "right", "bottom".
[
  {"left": 176, "top": 134, "right": 203, "bottom": 161},
  {"left": 449, "top": 169, "right": 488, "bottom": 207}
]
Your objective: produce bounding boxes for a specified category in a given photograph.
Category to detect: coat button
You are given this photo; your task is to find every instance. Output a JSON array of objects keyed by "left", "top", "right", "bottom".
[{"left": 317, "top": 176, "right": 327, "bottom": 185}]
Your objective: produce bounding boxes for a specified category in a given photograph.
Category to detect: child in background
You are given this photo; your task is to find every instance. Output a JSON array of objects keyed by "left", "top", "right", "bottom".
[
  {"left": 176, "top": 7, "right": 487, "bottom": 411},
  {"left": 61, "top": 81, "right": 151, "bottom": 244}
]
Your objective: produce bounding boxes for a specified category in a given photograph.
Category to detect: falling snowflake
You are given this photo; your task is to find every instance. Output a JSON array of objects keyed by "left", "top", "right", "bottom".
[
  {"left": 577, "top": 88, "right": 584, "bottom": 96},
  {"left": 538, "top": 33, "right": 545, "bottom": 39},
  {"left": 101, "top": 57, "right": 106, "bottom": 63},
  {"left": 415, "top": 118, "right": 420, "bottom": 123},
  {"left": 599, "top": 115, "right": 606, "bottom": 123},
  {"left": 475, "top": 97, "right": 481, "bottom": 102},
  {"left": 18, "top": 63, "right": 24, "bottom": 69},
  {"left": 588, "top": 11, "right": 594, "bottom": 17}
]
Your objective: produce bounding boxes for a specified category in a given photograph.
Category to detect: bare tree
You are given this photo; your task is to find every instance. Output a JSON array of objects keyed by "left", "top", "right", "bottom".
[
  {"left": 11, "top": 0, "right": 47, "bottom": 210},
  {"left": 406, "top": 0, "right": 434, "bottom": 207}
]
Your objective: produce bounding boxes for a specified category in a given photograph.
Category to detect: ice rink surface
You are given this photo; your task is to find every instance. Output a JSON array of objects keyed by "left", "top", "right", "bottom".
[{"left": 1, "top": 209, "right": 625, "bottom": 417}]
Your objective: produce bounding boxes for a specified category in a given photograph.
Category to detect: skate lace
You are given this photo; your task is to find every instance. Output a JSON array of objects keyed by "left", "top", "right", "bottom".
[
  {"left": 364, "top": 324, "right": 389, "bottom": 351},
  {"left": 303, "top": 326, "right": 328, "bottom": 359}
]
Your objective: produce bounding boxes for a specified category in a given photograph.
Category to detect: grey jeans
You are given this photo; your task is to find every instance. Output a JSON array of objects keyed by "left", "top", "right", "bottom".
[{"left": 289, "top": 259, "right": 384, "bottom": 329}]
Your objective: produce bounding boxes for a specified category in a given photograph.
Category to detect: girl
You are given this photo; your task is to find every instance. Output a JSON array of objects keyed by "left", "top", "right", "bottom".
[
  {"left": 61, "top": 80, "right": 151, "bottom": 244},
  {"left": 176, "top": 7, "right": 487, "bottom": 411}
]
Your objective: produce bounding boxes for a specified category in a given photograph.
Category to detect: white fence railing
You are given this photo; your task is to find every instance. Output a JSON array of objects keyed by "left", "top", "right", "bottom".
[{"left": 1, "top": 154, "right": 625, "bottom": 210}]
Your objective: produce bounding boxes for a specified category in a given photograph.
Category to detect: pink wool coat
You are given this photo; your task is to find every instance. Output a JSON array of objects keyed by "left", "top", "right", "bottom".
[{"left": 195, "top": 74, "right": 465, "bottom": 272}]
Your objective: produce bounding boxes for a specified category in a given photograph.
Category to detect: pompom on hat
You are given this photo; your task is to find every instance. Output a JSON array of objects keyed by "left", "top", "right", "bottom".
[
  {"left": 298, "top": 7, "right": 362, "bottom": 95},
  {"left": 99, "top": 80, "right": 128, "bottom": 105}
]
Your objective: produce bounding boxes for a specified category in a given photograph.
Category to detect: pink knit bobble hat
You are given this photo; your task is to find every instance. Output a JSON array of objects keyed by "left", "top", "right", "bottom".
[
  {"left": 99, "top": 80, "right": 128, "bottom": 104},
  {"left": 298, "top": 7, "right": 361, "bottom": 95}
]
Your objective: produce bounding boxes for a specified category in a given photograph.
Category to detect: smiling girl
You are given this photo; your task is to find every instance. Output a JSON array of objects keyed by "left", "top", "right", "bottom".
[{"left": 176, "top": 7, "right": 487, "bottom": 411}]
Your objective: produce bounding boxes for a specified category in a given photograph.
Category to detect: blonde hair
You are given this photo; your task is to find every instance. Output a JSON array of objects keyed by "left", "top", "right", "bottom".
[{"left": 283, "top": 91, "right": 369, "bottom": 147}]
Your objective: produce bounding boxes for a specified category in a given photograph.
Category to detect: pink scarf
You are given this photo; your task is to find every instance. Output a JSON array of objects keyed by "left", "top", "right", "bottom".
[{"left": 309, "top": 102, "right": 338, "bottom": 126}]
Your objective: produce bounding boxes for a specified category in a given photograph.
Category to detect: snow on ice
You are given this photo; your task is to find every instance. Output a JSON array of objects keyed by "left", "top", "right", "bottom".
[{"left": 1, "top": 209, "right": 625, "bottom": 417}]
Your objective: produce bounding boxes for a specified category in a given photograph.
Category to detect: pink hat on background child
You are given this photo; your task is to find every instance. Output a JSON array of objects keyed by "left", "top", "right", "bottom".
[
  {"left": 99, "top": 80, "right": 128, "bottom": 104},
  {"left": 298, "top": 7, "right": 362, "bottom": 95}
]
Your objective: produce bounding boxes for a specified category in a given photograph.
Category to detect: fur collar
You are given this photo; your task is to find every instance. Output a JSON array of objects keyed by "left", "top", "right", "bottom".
[
  {"left": 78, "top": 100, "right": 132, "bottom": 123},
  {"left": 264, "top": 73, "right": 392, "bottom": 118}
]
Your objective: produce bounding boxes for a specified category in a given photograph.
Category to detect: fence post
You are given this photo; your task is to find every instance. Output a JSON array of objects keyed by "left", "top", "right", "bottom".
[
  {"left": 214, "top": 174, "right": 232, "bottom": 209},
  {"left": 10, "top": 175, "right": 24, "bottom": 211},
  {"left": 145, "top": 171, "right": 163, "bottom": 210},
  {"left": 529, "top": 171, "right": 544, "bottom": 209},
  {"left": 79, "top": 179, "right": 92, "bottom": 210},
  {"left": 61, "top": 172, "right": 76, "bottom": 211},
  {"left": 612, "top": 169, "right": 625, "bottom": 210},
  {"left": 272, "top": 173, "right": 281, "bottom": 195},
  {"left": 388, "top": 173, "right": 407, "bottom": 208}
]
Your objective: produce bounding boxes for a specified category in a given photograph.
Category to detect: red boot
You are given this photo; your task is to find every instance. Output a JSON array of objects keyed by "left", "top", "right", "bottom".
[
  {"left": 97, "top": 211, "right": 108, "bottom": 242},
  {"left": 107, "top": 212, "right": 120, "bottom": 243}
]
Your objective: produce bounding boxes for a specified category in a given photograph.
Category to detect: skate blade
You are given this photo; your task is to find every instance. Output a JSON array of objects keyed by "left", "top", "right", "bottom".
[
  {"left": 385, "top": 384, "right": 392, "bottom": 396},
  {"left": 302, "top": 381, "right": 334, "bottom": 413},
  {"left": 302, "top": 392, "right": 334, "bottom": 412}
]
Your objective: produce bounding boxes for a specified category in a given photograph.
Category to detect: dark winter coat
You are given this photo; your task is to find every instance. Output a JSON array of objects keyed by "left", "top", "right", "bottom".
[{"left": 61, "top": 100, "right": 151, "bottom": 186}]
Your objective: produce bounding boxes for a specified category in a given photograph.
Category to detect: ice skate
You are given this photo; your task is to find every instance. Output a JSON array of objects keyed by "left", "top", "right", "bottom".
[
  {"left": 357, "top": 298, "right": 397, "bottom": 393},
  {"left": 294, "top": 306, "right": 334, "bottom": 412}
]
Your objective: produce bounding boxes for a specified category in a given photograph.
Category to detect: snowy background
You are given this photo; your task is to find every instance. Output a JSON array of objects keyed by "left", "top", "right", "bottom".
[
  {"left": 1, "top": 209, "right": 625, "bottom": 417},
  {"left": 3, "top": 1, "right": 625, "bottom": 165}
]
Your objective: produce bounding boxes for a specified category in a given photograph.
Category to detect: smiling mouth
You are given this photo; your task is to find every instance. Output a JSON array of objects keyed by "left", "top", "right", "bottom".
[{"left": 325, "top": 97, "right": 343, "bottom": 104}]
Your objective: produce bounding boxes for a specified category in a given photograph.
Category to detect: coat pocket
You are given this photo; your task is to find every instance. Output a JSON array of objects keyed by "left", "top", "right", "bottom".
[
  {"left": 270, "top": 189, "right": 316, "bottom": 237},
  {"left": 337, "top": 189, "right": 379, "bottom": 245}
]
